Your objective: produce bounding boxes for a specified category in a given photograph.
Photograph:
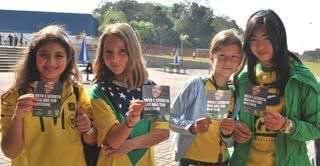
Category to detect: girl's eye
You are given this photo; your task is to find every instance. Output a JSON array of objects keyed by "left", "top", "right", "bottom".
[
  {"left": 56, "top": 54, "right": 65, "bottom": 58},
  {"left": 104, "top": 50, "right": 112, "bottom": 56},
  {"left": 38, "top": 53, "right": 49, "bottom": 57},
  {"left": 120, "top": 49, "right": 128, "bottom": 55},
  {"left": 264, "top": 36, "right": 271, "bottom": 41},
  {"left": 248, "top": 38, "right": 256, "bottom": 43},
  {"left": 232, "top": 56, "right": 240, "bottom": 60}
]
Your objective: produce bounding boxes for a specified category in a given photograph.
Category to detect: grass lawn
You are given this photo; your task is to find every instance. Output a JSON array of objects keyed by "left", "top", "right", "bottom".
[
  {"left": 147, "top": 54, "right": 319, "bottom": 77},
  {"left": 304, "top": 61, "right": 320, "bottom": 77}
]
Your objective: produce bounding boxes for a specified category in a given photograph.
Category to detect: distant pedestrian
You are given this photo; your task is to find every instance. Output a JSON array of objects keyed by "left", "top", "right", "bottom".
[
  {"left": 14, "top": 34, "right": 18, "bottom": 46},
  {"left": 171, "top": 48, "right": 176, "bottom": 56},
  {"left": 192, "top": 51, "right": 196, "bottom": 60},
  {"left": 8, "top": 34, "right": 13, "bottom": 46},
  {"left": 0, "top": 33, "right": 2, "bottom": 45},
  {"left": 19, "top": 33, "right": 23, "bottom": 46}
]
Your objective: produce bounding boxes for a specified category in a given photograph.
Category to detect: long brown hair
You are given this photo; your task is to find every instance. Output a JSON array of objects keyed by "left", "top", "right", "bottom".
[
  {"left": 14, "top": 25, "right": 80, "bottom": 94},
  {"left": 93, "top": 23, "right": 148, "bottom": 89}
]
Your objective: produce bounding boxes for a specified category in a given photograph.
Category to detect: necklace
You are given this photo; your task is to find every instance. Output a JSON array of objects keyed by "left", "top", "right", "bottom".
[{"left": 210, "top": 76, "right": 228, "bottom": 90}]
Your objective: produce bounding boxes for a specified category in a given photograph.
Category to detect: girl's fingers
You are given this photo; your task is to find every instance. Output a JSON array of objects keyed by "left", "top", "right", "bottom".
[
  {"left": 130, "top": 100, "right": 145, "bottom": 105},
  {"left": 221, "top": 126, "right": 234, "bottom": 132},
  {"left": 236, "top": 125, "right": 248, "bottom": 134},
  {"left": 235, "top": 127, "right": 251, "bottom": 138},
  {"left": 104, "top": 147, "right": 114, "bottom": 156},
  {"left": 18, "top": 93, "right": 35, "bottom": 99},
  {"left": 127, "top": 111, "right": 141, "bottom": 117}
]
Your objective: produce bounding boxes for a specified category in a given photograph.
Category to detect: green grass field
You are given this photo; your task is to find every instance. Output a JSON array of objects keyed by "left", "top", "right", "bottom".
[
  {"left": 148, "top": 54, "right": 320, "bottom": 77},
  {"left": 304, "top": 61, "right": 320, "bottom": 77}
]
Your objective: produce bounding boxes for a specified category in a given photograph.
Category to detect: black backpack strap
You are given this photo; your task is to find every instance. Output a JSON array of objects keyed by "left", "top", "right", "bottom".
[
  {"left": 73, "top": 84, "right": 80, "bottom": 101},
  {"left": 73, "top": 83, "right": 100, "bottom": 166}
]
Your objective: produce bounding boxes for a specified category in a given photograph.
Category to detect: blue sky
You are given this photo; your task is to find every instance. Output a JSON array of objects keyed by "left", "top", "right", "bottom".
[{"left": 1, "top": 0, "right": 319, "bottom": 53}]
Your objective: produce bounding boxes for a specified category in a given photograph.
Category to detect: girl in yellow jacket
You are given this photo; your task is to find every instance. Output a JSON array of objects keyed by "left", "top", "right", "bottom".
[
  {"left": 90, "top": 23, "right": 169, "bottom": 166},
  {"left": 0, "top": 25, "right": 96, "bottom": 166}
]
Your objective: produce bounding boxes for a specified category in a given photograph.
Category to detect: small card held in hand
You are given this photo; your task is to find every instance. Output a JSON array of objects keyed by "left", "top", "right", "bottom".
[
  {"left": 207, "top": 90, "right": 232, "bottom": 120},
  {"left": 33, "top": 81, "right": 62, "bottom": 117},
  {"left": 243, "top": 84, "right": 268, "bottom": 114},
  {"left": 142, "top": 85, "right": 170, "bottom": 122}
]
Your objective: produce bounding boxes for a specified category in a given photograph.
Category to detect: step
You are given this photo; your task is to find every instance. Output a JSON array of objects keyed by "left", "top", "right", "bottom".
[
  {"left": 0, "top": 69, "right": 15, "bottom": 72},
  {"left": 0, "top": 55, "right": 21, "bottom": 58},
  {"left": 0, "top": 63, "right": 18, "bottom": 66},
  {"left": 0, "top": 53, "right": 21, "bottom": 55}
]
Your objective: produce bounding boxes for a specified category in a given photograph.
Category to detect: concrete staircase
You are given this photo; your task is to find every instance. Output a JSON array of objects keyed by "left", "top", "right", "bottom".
[{"left": 0, "top": 46, "right": 24, "bottom": 72}]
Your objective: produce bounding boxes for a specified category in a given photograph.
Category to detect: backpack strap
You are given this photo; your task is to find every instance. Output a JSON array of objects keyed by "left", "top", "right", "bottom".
[
  {"left": 74, "top": 84, "right": 100, "bottom": 166},
  {"left": 73, "top": 84, "right": 80, "bottom": 102}
]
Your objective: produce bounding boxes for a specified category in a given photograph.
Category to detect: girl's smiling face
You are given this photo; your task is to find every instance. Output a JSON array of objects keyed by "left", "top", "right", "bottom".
[{"left": 36, "top": 41, "right": 67, "bottom": 82}]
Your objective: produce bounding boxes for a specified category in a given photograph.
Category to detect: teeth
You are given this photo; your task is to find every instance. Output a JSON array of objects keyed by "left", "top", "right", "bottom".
[{"left": 45, "top": 68, "right": 56, "bottom": 72}]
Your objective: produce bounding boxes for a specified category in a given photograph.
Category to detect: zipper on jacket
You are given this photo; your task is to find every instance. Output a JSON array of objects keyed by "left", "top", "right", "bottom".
[
  {"left": 39, "top": 117, "right": 45, "bottom": 132},
  {"left": 37, "top": 91, "right": 74, "bottom": 132},
  {"left": 60, "top": 92, "right": 74, "bottom": 130}
]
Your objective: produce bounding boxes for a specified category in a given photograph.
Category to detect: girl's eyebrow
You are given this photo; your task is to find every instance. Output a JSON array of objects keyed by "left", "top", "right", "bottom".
[
  {"left": 37, "top": 49, "right": 49, "bottom": 53},
  {"left": 252, "top": 32, "right": 268, "bottom": 37}
]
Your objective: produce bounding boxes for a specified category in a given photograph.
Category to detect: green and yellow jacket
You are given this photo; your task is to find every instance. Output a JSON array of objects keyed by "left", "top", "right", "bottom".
[{"left": 230, "top": 62, "right": 320, "bottom": 166}]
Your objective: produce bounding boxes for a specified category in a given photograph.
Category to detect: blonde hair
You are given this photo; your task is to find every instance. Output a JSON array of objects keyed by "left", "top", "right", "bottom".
[
  {"left": 15, "top": 25, "right": 80, "bottom": 94},
  {"left": 210, "top": 29, "right": 242, "bottom": 55},
  {"left": 93, "top": 23, "right": 148, "bottom": 89}
]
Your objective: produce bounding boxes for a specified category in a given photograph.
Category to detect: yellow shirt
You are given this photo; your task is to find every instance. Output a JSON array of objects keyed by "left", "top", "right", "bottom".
[
  {"left": 247, "top": 68, "right": 285, "bottom": 166},
  {"left": 0, "top": 83, "right": 91, "bottom": 166},
  {"left": 91, "top": 98, "right": 169, "bottom": 166},
  {"left": 183, "top": 78, "right": 232, "bottom": 163}
]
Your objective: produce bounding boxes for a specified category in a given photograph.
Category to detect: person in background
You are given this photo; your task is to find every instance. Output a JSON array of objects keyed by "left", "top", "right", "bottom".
[
  {"left": 8, "top": 33, "right": 13, "bottom": 46},
  {"left": 19, "top": 33, "right": 23, "bottom": 46},
  {"left": 170, "top": 29, "right": 244, "bottom": 166},
  {"left": 14, "top": 34, "right": 18, "bottom": 46},
  {"left": 231, "top": 9, "right": 320, "bottom": 166},
  {"left": 0, "top": 33, "right": 3, "bottom": 45},
  {"left": 192, "top": 51, "right": 196, "bottom": 60}
]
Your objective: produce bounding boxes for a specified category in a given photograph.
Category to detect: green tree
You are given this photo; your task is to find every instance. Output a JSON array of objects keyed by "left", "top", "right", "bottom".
[
  {"left": 99, "top": 9, "right": 128, "bottom": 32},
  {"left": 174, "top": 3, "right": 215, "bottom": 48},
  {"left": 212, "top": 16, "right": 243, "bottom": 34},
  {"left": 92, "top": 0, "right": 243, "bottom": 49},
  {"left": 130, "top": 20, "right": 155, "bottom": 43},
  {"left": 150, "top": 6, "right": 174, "bottom": 47}
]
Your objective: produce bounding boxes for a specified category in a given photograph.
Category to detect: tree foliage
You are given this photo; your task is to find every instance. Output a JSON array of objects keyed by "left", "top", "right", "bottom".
[
  {"left": 93, "top": 0, "right": 242, "bottom": 49},
  {"left": 99, "top": 9, "right": 128, "bottom": 32}
]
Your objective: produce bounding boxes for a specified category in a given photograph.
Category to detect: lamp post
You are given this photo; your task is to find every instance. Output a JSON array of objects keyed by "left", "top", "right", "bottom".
[{"left": 179, "top": 34, "right": 189, "bottom": 66}]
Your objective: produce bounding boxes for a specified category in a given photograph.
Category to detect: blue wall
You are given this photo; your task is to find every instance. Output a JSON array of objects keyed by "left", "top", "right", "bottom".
[{"left": 0, "top": 9, "right": 98, "bottom": 36}]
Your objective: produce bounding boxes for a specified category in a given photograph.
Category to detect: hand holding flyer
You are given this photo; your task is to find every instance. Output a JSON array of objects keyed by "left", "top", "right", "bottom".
[
  {"left": 33, "top": 81, "right": 62, "bottom": 117},
  {"left": 142, "top": 85, "right": 170, "bottom": 121},
  {"left": 207, "top": 90, "right": 232, "bottom": 120},
  {"left": 243, "top": 84, "right": 268, "bottom": 114}
]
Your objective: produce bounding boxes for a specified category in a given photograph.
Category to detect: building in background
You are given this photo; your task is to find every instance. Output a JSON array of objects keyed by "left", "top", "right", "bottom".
[{"left": 0, "top": 9, "right": 98, "bottom": 61}]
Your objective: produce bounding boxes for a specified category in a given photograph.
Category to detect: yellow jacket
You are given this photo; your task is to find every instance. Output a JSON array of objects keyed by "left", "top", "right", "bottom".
[{"left": 0, "top": 82, "right": 91, "bottom": 166}]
